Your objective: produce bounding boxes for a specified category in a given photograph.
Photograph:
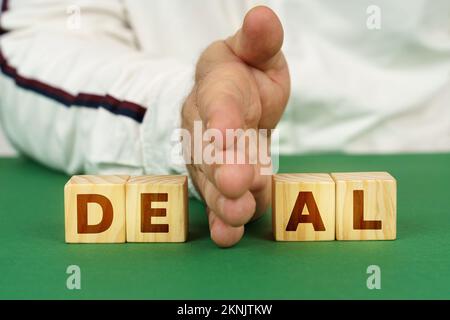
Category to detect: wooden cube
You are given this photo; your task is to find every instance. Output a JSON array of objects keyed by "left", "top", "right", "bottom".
[
  {"left": 126, "top": 175, "right": 188, "bottom": 242},
  {"left": 272, "top": 173, "right": 335, "bottom": 241},
  {"left": 331, "top": 172, "right": 396, "bottom": 240},
  {"left": 64, "top": 175, "right": 128, "bottom": 243}
]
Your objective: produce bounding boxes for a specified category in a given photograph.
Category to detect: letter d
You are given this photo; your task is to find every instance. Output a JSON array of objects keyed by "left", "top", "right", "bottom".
[{"left": 77, "top": 194, "right": 114, "bottom": 233}]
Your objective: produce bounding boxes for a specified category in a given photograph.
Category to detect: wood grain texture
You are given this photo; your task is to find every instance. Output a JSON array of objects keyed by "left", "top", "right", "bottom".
[
  {"left": 272, "top": 173, "right": 335, "bottom": 241},
  {"left": 332, "top": 172, "right": 396, "bottom": 240},
  {"left": 64, "top": 175, "right": 128, "bottom": 243},
  {"left": 126, "top": 175, "right": 188, "bottom": 242}
]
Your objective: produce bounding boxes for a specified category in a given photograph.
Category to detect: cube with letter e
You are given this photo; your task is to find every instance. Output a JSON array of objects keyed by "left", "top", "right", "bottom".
[{"left": 125, "top": 176, "right": 188, "bottom": 242}]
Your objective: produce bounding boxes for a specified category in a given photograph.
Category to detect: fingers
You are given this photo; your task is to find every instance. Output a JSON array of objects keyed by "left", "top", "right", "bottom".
[
  {"left": 197, "top": 79, "right": 245, "bottom": 144},
  {"left": 195, "top": 5, "right": 290, "bottom": 132},
  {"left": 207, "top": 209, "right": 245, "bottom": 248},
  {"left": 197, "top": 169, "right": 256, "bottom": 226},
  {"left": 252, "top": 66, "right": 290, "bottom": 130},
  {"left": 225, "top": 6, "right": 290, "bottom": 129},
  {"left": 182, "top": 6, "right": 288, "bottom": 248},
  {"left": 204, "top": 164, "right": 270, "bottom": 248},
  {"left": 196, "top": 63, "right": 261, "bottom": 131},
  {"left": 213, "top": 163, "right": 255, "bottom": 199},
  {"left": 226, "top": 6, "right": 284, "bottom": 72},
  {"left": 201, "top": 152, "right": 255, "bottom": 199},
  {"left": 194, "top": 68, "right": 260, "bottom": 199},
  {"left": 187, "top": 145, "right": 271, "bottom": 248},
  {"left": 194, "top": 159, "right": 270, "bottom": 229}
]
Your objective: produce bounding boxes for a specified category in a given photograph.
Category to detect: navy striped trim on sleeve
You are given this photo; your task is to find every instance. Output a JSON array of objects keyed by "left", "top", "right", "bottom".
[
  {"left": 0, "top": 0, "right": 9, "bottom": 34},
  {"left": 0, "top": 0, "right": 146, "bottom": 123},
  {"left": 0, "top": 50, "right": 147, "bottom": 123},
  {"left": 1, "top": 0, "right": 7, "bottom": 12}
]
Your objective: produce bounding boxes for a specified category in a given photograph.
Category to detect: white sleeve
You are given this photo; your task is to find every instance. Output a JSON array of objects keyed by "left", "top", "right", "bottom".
[{"left": 0, "top": 0, "right": 199, "bottom": 196}]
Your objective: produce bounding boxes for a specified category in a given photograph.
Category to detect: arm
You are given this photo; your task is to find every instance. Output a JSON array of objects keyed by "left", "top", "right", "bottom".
[{"left": 0, "top": 0, "right": 194, "bottom": 182}]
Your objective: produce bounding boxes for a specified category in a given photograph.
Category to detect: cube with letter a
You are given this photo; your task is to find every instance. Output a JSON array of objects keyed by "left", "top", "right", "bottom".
[
  {"left": 64, "top": 175, "right": 128, "bottom": 243},
  {"left": 126, "top": 175, "right": 188, "bottom": 242},
  {"left": 331, "top": 172, "right": 396, "bottom": 240},
  {"left": 272, "top": 173, "right": 335, "bottom": 241}
]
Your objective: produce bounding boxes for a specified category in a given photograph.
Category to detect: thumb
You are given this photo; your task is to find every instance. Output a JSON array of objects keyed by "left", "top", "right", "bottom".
[{"left": 226, "top": 6, "right": 284, "bottom": 71}]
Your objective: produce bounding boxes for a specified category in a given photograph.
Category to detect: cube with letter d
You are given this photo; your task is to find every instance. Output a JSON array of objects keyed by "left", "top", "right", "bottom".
[
  {"left": 64, "top": 175, "right": 128, "bottom": 243},
  {"left": 126, "top": 176, "right": 188, "bottom": 242}
]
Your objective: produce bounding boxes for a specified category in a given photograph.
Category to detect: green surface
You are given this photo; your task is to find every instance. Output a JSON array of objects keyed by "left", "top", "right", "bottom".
[{"left": 0, "top": 153, "right": 449, "bottom": 299}]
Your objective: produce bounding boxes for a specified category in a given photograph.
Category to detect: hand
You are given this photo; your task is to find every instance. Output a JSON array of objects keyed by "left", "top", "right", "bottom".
[{"left": 181, "top": 6, "right": 290, "bottom": 247}]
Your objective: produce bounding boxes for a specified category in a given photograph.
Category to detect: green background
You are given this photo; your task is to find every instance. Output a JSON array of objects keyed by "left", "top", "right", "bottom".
[{"left": 0, "top": 153, "right": 449, "bottom": 299}]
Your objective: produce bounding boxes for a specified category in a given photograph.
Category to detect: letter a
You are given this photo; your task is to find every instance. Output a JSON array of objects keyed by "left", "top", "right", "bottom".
[{"left": 286, "top": 192, "right": 325, "bottom": 231}]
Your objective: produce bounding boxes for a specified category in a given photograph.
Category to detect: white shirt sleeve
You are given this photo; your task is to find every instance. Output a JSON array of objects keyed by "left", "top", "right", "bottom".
[{"left": 0, "top": 0, "right": 199, "bottom": 197}]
